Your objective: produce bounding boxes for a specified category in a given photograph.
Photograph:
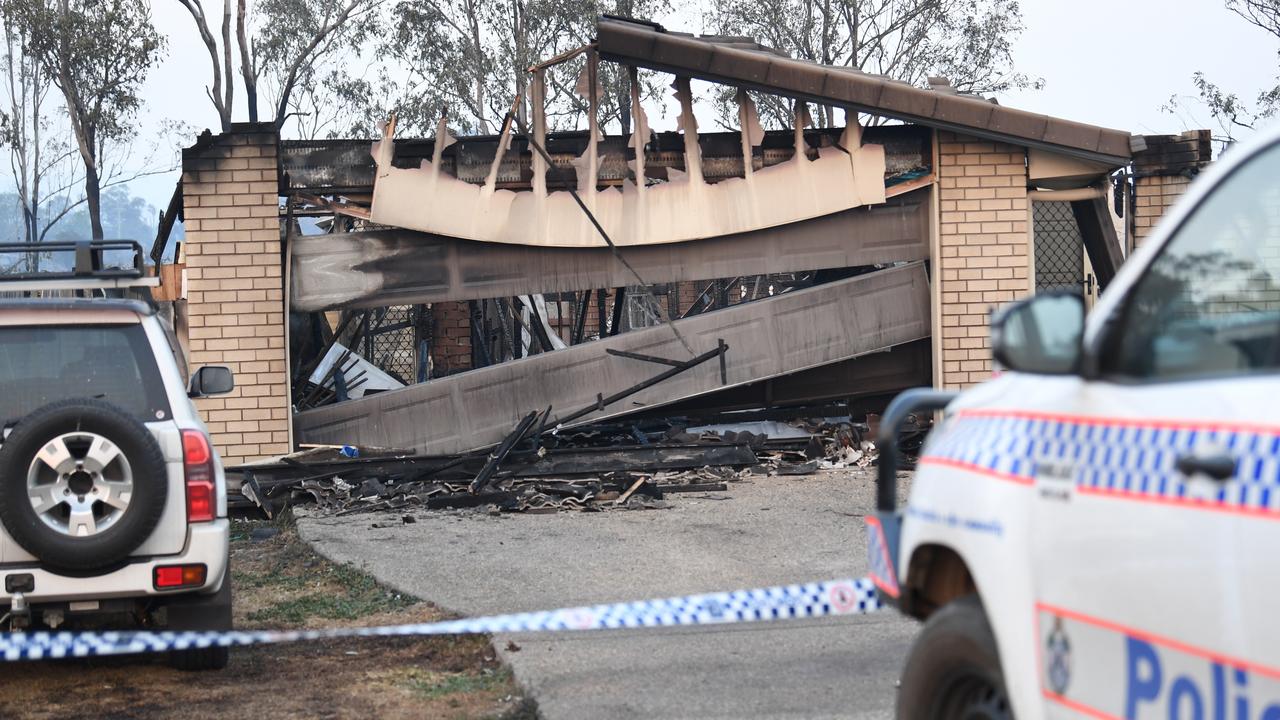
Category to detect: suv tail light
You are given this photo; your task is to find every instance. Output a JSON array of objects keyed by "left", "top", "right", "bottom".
[
  {"left": 154, "top": 564, "right": 207, "bottom": 590},
  {"left": 182, "top": 430, "right": 216, "bottom": 523}
]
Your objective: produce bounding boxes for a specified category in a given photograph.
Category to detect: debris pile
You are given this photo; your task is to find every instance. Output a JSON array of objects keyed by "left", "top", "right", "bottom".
[{"left": 228, "top": 411, "right": 932, "bottom": 519}]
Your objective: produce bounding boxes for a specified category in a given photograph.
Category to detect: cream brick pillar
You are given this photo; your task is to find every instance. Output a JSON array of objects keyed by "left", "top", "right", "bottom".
[
  {"left": 1132, "top": 130, "right": 1212, "bottom": 249},
  {"left": 180, "top": 123, "right": 290, "bottom": 464},
  {"left": 934, "top": 132, "right": 1032, "bottom": 389}
]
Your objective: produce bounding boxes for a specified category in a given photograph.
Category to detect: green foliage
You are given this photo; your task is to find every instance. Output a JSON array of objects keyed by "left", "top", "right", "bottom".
[
  {"left": 297, "top": 0, "right": 669, "bottom": 138},
  {"left": 255, "top": 0, "right": 375, "bottom": 72},
  {"left": 3, "top": 0, "right": 164, "bottom": 239},
  {"left": 374, "top": 0, "right": 596, "bottom": 135},
  {"left": 6, "top": 0, "right": 164, "bottom": 147},
  {"left": 1168, "top": 0, "right": 1280, "bottom": 148},
  {"left": 705, "top": 0, "right": 1040, "bottom": 128},
  {"left": 253, "top": 0, "right": 383, "bottom": 125},
  {"left": 46, "top": 185, "right": 182, "bottom": 245}
]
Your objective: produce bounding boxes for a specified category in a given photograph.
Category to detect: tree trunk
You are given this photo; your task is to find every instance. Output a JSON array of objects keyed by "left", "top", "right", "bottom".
[
  {"left": 615, "top": 0, "right": 633, "bottom": 136},
  {"left": 512, "top": 0, "right": 527, "bottom": 126},
  {"left": 23, "top": 208, "right": 37, "bottom": 246},
  {"left": 237, "top": 0, "right": 257, "bottom": 122},
  {"left": 28, "top": 54, "right": 41, "bottom": 245},
  {"left": 221, "top": 0, "right": 234, "bottom": 129},
  {"left": 618, "top": 71, "right": 631, "bottom": 136},
  {"left": 85, "top": 163, "right": 103, "bottom": 240}
]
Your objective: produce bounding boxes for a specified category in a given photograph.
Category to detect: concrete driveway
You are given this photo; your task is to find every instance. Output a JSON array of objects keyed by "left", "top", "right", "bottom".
[{"left": 297, "top": 469, "right": 920, "bottom": 719}]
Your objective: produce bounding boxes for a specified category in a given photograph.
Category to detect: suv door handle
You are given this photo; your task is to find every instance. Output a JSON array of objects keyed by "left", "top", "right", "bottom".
[{"left": 1175, "top": 453, "right": 1236, "bottom": 482}]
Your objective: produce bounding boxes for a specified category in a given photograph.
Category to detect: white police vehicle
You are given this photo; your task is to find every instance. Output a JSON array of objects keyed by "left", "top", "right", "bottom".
[{"left": 871, "top": 124, "right": 1280, "bottom": 719}]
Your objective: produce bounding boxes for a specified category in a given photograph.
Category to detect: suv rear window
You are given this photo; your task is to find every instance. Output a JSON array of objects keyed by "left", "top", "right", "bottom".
[{"left": 0, "top": 325, "right": 172, "bottom": 425}]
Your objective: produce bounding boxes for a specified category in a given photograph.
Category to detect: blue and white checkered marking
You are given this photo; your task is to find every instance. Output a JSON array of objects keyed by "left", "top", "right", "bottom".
[
  {"left": 925, "top": 411, "right": 1280, "bottom": 516},
  {"left": 0, "top": 577, "right": 881, "bottom": 661},
  {"left": 925, "top": 413, "right": 1038, "bottom": 480}
]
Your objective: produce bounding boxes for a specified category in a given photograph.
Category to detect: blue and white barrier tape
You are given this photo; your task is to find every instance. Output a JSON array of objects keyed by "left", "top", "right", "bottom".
[{"left": 0, "top": 577, "right": 881, "bottom": 661}]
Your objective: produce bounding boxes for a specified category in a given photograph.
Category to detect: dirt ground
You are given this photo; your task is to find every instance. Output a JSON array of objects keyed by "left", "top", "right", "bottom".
[{"left": 0, "top": 516, "right": 536, "bottom": 720}]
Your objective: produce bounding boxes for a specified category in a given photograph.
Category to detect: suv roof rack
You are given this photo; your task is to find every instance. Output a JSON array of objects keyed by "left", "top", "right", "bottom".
[{"left": 0, "top": 240, "right": 160, "bottom": 292}]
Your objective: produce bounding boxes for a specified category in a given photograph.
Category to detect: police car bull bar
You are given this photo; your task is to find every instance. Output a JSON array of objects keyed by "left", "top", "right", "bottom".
[
  {"left": 871, "top": 388, "right": 958, "bottom": 599},
  {"left": 876, "top": 387, "right": 960, "bottom": 512}
]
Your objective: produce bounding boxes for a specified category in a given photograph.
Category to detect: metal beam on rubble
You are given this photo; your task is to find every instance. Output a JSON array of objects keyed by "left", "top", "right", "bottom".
[{"left": 551, "top": 342, "right": 727, "bottom": 430}]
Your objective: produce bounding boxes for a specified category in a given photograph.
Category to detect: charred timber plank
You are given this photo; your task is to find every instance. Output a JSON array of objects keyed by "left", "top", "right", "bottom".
[
  {"left": 658, "top": 483, "right": 729, "bottom": 493},
  {"left": 502, "top": 443, "right": 758, "bottom": 477},
  {"left": 278, "top": 126, "right": 931, "bottom": 196},
  {"left": 1071, "top": 196, "right": 1124, "bottom": 291},
  {"left": 427, "top": 491, "right": 518, "bottom": 510}
]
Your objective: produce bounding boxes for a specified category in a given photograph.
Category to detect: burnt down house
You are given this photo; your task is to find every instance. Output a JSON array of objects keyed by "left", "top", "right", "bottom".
[{"left": 164, "top": 17, "right": 1213, "bottom": 465}]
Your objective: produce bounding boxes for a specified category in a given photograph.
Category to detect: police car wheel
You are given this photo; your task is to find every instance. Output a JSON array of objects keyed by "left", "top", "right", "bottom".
[{"left": 897, "top": 595, "right": 1011, "bottom": 720}]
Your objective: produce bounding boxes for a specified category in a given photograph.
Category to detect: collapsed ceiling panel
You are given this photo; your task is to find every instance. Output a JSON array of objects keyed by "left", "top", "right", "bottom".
[{"left": 291, "top": 186, "right": 931, "bottom": 311}]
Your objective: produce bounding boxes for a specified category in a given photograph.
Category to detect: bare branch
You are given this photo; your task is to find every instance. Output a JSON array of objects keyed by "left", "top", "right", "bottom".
[{"left": 177, "top": 0, "right": 229, "bottom": 130}]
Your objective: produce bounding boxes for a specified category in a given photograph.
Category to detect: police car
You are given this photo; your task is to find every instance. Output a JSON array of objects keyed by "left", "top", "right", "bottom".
[{"left": 871, "top": 123, "right": 1280, "bottom": 720}]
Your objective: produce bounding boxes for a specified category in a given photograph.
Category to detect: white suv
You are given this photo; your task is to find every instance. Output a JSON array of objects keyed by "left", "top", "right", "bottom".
[
  {"left": 0, "top": 241, "right": 233, "bottom": 671},
  {"left": 872, "top": 125, "right": 1280, "bottom": 718}
]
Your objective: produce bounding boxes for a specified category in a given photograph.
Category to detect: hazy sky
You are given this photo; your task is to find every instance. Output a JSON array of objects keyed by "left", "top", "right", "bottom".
[{"left": 16, "top": 0, "right": 1280, "bottom": 210}]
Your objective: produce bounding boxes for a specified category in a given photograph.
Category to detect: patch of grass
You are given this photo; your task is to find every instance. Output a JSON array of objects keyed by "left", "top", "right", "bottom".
[
  {"left": 230, "top": 510, "right": 297, "bottom": 541},
  {"left": 232, "top": 513, "right": 418, "bottom": 626},
  {"left": 405, "top": 668, "right": 512, "bottom": 700},
  {"left": 231, "top": 568, "right": 312, "bottom": 591},
  {"left": 247, "top": 588, "right": 415, "bottom": 624}
]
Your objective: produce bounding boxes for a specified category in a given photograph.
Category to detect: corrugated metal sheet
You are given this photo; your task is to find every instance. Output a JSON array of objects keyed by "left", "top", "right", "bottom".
[
  {"left": 290, "top": 186, "right": 932, "bottom": 311},
  {"left": 293, "top": 262, "right": 931, "bottom": 454}
]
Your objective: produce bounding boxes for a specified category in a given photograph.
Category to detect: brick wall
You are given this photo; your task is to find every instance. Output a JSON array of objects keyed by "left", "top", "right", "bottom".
[
  {"left": 935, "top": 132, "right": 1032, "bottom": 389},
  {"left": 677, "top": 281, "right": 701, "bottom": 314},
  {"left": 431, "top": 301, "right": 473, "bottom": 374},
  {"left": 1133, "top": 174, "right": 1192, "bottom": 247},
  {"left": 1132, "top": 130, "right": 1212, "bottom": 248},
  {"left": 180, "top": 123, "right": 290, "bottom": 465}
]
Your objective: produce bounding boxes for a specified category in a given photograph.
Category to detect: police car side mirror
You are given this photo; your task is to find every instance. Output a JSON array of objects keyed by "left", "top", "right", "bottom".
[
  {"left": 990, "top": 292, "right": 1084, "bottom": 375},
  {"left": 189, "top": 365, "right": 235, "bottom": 397}
]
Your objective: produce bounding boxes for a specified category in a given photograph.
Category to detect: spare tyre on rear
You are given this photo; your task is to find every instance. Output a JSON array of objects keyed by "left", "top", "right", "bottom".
[{"left": 0, "top": 399, "right": 168, "bottom": 572}]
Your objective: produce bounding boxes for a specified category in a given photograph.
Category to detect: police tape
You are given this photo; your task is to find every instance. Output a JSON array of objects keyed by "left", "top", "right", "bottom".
[{"left": 0, "top": 577, "right": 882, "bottom": 661}]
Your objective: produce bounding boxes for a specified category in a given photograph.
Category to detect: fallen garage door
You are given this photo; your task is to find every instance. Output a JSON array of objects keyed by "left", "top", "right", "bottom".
[{"left": 294, "top": 262, "right": 930, "bottom": 455}]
